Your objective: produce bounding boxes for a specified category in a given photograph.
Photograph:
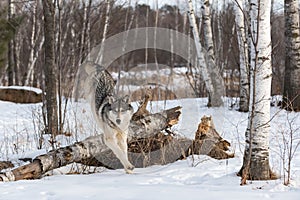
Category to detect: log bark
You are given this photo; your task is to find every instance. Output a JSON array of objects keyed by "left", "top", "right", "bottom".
[
  {"left": 0, "top": 88, "right": 42, "bottom": 103},
  {"left": 0, "top": 161, "right": 14, "bottom": 171},
  {"left": 0, "top": 105, "right": 182, "bottom": 181},
  {"left": 0, "top": 102, "right": 233, "bottom": 181}
]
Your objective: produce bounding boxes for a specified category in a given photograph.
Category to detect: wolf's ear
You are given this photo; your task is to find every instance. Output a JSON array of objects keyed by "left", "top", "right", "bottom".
[
  {"left": 107, "top": 95, "right": 114, "bottom": 104},
  {"left": 123, "top": 95, "right": 131, "bottom": 104}
]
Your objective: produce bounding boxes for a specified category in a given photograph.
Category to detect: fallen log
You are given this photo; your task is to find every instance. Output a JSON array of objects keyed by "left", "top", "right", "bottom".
[
  {"left": 0, "top": 104, "right": 184, "bottom": 181},
  {"left": 0, "top": 161, "right": 14, "bottom": 171},
  {"left": 0, "top": 94, "right": 233, "bottom": 181},
  {"left": 0, "top": 62, "right": 235, "bottom": 181},
  {"left": 0, "top": 87, "right": 42, "bottom": 103}
]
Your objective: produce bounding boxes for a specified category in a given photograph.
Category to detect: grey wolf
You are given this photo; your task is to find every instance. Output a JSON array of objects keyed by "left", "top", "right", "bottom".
[{"left": 83, "top": 61, "right": 135, "bottom": 173}]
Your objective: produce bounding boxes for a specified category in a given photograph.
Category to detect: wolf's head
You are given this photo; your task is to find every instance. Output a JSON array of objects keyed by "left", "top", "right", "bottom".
[{"left": 107, "top": 95, "right": 134, "bottom": 129}]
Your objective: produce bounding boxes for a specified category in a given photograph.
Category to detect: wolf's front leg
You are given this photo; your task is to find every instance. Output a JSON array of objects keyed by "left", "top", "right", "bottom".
[
  {"left": 117, "top": 131, "right": 134, "bottom": 173},
  {"left": 104, "top": 134, "right": 134, "bottom": 174}
]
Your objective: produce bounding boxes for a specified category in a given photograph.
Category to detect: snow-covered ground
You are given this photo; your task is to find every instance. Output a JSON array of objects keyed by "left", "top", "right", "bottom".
[{"left": 0, "top": 97, "right": 299, "bottom": 200}]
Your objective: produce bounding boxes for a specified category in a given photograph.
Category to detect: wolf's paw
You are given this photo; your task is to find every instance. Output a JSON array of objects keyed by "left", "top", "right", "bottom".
[
  {"left": 125, "top": 169, "right": 134, "bottom": 174},
  {"left": 128, "top": 164, "right": 135, "bottom": 171},
  {"left": 125, "top": 164, "right": 135, "bottom": 174}
]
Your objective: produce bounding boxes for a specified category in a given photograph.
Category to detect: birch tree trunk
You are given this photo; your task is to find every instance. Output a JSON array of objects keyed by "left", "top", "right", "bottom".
[
  {"left": 96, "top": 0, "right": 111, "bottom": 65},
  {"left": 234, "top": 0, "right": 250, "bottom": 112},
  {"left": 201, "top": 0, "right": 224, "bottom": 107},
  {"left": 202, "top": 0, "right": 215, "bottom": 61},
  {"left": 239, "top": 0, "right": 275, "bottom": 184},
  {"left": 187, "top": 0, "right": 223, "bottom": 107},
  {"left": 145, "top": 1, "right": 149, "bottom": 71},
  {"left": 79, "top": 0, "right": 87, "bottom": 64},
  {"left": 283, "top": 0, "right": 300, "bottom": 111},
  {"left": 42, "top": 0, "right": 58, "bottom": 137}
]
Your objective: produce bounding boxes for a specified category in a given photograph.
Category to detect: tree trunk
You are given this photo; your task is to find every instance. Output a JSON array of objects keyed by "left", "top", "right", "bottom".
[
  {"left": 0, "top": 103, "right": 234, "bottom": 181},
  {"left": 7, "top": 41, "right": 14, "bottom": 85},
  {"left": 96, "top": 0, "right": 111, "bottom": 65},
  {"left": 187, "top": 0, "right": 224, "bottom": 107},
  {"left": 234, "top": 0, "right": 250, "bottom": 112},
  {"left": 12, "top": 31, "right": 19, "bottom": 85},
  {"left": 201, "top": 0, "right": 224, "bottom": 107},
  {"left": 239, "top": 0, "right": 275, "bottom": 184},
  {"left": 283, "top": 0, "right": 300, "bottom": 111},
  {"left": 79, "top": 0, "right": 88, "bottom": 64},
  {"left": 7, "top": 0, "right": 14, "bottom": 86},
  {"left": 42, "top": 0, "right": 58, "bottom": 137},
  {"left": 25, "top": 0, "right": 37, "bottom": 86}
]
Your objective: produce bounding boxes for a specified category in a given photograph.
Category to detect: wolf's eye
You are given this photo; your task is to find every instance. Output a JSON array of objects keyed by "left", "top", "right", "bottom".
[{"left": 112, "top": 110, "right": 118, "bottom": 113}]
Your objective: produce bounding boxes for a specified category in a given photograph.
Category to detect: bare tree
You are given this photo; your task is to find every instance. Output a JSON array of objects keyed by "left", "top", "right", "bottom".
[
  {"left": 25, "top": 0, "right": 43, "bottom": 86},
  {"left": 201, "top": 0, "right": 224, "bottom": 107},
  {"left": 187, "top": 0, "right": 223, "bottom": 107},
  {"left": 283, "top": 0, "right": 300, "bottom": 111},
  {"left": 42, "top": 0, "right": 58, "bottom": 139},
  {"left": 239, "top": 0, "right": 275, "bottom": 184},
  {"left": 276, "top": 112, "right": 300, "bottom": 185},
  {"left": 7, "top": 0, "right": 14, "bottom": 85},
  {"left": 234, "top": 0, "right": 249, "bottom": 112},
  {"left": 96, "top": 0, "right": 111, "bottom": 65}
]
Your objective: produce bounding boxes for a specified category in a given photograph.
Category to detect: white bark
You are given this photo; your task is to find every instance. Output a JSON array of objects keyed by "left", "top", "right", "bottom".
[
  {"left": 241, "top": 0, "right": 273, "bottom": 181},
  {"left": 145, "top": 0, "right": 149, "bottom": 71},
  {"left": 86, "top": 1, "right": 91, "bottom": 61},
  {"left": 234, "top": 0, "right": 250, "bottom": 112},
  {"left": 187, "top": 0, "right": 213, "bottom": 96},
  {"left": 187, "top": 0, "right": 223, "bottom": 107},
  {"left": 252, "top": 0, "right": 272, "bottom": 165},
  {"left": 96, "top": 0, "right": 111, "bottom": 65},
  {"left": 202, "top": 0, "right": 215, "bottom": 58},
  {"left": 81, "top": 0, "right": 87, "bottom": 61},
  {"left": 202, "top": 0, "right": 224, "bottom": 106},
  {"left": 154, "top": 0, "right": 161, "bottom": 88}
]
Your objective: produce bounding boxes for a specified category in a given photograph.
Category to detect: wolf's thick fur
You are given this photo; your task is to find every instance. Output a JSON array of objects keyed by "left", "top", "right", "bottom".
[{"left": 83, "top": 62, "right": 135, "bottom": 173}]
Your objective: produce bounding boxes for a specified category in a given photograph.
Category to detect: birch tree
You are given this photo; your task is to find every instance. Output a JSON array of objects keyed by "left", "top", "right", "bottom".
[
  {"left": 239, "top": 0, "right": 275, "bottom": 184},
  {"left": 187, "top": 0, "right": 223, "bottom": 107},
  {"left": 283, "top": 0, "right": 300, "bottom": 111},
  {"left": 201, "top": 0, "right": 224, "bottom": 107},
  {"left": 234, "top": 0, "right": 250, "bottom": 112},
  {"left": 96, "top": 0, "right": 111, "bottom": 65}
]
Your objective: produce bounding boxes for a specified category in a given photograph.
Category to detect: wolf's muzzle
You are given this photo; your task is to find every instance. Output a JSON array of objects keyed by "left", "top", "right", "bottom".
[{"left": 116, "top": 118, "right": 121, "bottom": 124}]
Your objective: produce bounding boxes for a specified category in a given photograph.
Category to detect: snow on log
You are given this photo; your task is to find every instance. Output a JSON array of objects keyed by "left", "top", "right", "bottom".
[
  {"left": 0, "top": 105, "right": 183, "bottom": 181},
  {"left": 0, "top": 98, "right": 233, "bottom": 181}
]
